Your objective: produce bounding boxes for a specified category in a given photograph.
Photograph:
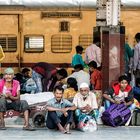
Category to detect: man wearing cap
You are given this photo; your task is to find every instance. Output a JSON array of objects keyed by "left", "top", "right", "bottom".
[
  {"left": 0, "top": 67, "right": 34, "bottom": 130},
  {"left": 73, "top": 82, "right": 98, "bottom": 128}
]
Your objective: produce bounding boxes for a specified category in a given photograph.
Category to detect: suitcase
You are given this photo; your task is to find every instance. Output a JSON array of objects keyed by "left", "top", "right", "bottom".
[
  {"left": 102, "top": 103, "right": 131, "bottom": 127},
  {"left": 131, "top": 109, "right": 140, "bottom": 126}
]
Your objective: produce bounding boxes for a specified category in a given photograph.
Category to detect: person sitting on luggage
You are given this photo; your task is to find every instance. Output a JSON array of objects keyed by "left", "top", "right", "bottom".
[
  {"left": 20, "top": 68, "right": 37, "bottom": 94},
  {"left": 63, "top": 77, "right": 78, "bottom": 102},
  {"left": 103, "top": 75, "right": 135, "bottom": 111},
  {"left": 0, "top": 68, "right": 34, "bottom": 130},
  {"left": 133, "top": 78, "right": 140, "bottom": 103},
  {"left": 73, "top": 82, "right": 98, "bottom": 126},
  {"left": 46, "top": 85, "right": 76, "bottom": 134}
]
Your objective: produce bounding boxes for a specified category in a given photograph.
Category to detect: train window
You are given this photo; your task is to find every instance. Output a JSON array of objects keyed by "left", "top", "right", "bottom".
[
  {"left": 51, "top": 34, "right": 72, "bottom": 53},
  {"left": 79, "top": 34, "right": 93, "bottom": 51},
  {"left": 24, "top": 36, "right": 44, "bottom": 52},
  {"left": 0, "top": 35, "right": 17, "bottom": 52},
  {"left": 59, "top": 21, "right": 70, "bottom": 32}
]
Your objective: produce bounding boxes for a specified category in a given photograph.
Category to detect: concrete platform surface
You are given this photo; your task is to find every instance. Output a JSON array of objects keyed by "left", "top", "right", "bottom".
[{"left": 0, "top": 125, "right": 140, "bottom": 140}]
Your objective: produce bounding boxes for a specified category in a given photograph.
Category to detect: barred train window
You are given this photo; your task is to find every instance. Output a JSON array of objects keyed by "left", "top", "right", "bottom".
[
  {"left": 24, "top": 36, "right": 44, "bottom": 52},
  {"left": 51, "top": 34, "right": 72, "bottom": 53},
  {"left": 59, "top": 21, "right": 69, "bottom": 32},
  {"left": 0, "top": 35, "right": 17, "bottom": 52},
  {"left": 79, "top": 34, "right": 93, "bottom": 51}
]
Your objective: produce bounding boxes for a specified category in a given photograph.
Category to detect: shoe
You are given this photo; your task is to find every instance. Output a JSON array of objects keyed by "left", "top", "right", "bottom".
[{"left": 23, "top": 125, "right": 35, "bottom": 131}]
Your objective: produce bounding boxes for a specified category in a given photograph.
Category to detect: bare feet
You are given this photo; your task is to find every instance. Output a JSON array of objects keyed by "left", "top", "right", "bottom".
[{"left": 57, "top": 123, "right": 66, "bottom": 134}]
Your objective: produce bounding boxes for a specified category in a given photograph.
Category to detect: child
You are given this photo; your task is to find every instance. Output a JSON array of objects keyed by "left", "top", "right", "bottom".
[
  {"left": 72, "top": 45, "right": 85, "bottom": 68},
  {"left": 103, "top": 75, "right": 135, "bottom": 111},
  {"left": 88, "top": 60, "right": 102, "bottom": 107},
  {"left": 63, "top": 77, "right": 78, "bottom": 102}
]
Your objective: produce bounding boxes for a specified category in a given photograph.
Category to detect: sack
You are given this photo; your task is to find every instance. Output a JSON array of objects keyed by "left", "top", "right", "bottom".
[
  {"left": 78, "top": 115, "right": 97, "bottom": 132},
  {"left": 101, "top": 103, "right": 131, "bottom": 127},
  {"left": 131, "top": 109, "right": 140, "bottom": 126}
]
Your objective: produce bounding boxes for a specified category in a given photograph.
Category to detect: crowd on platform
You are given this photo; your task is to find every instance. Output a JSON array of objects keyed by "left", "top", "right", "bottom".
[{"left": 0, "top": 32, "right": 140, "bottom": 133}]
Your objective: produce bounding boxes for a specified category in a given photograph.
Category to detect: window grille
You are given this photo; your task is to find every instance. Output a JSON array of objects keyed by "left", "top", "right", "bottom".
[
  {"left": 59, "top": 21, "right": 69, "bottom": 32},
  {"left": 41, "top": 12, "right": 81, "bottom": 18},
  {"left": 0, "top": 35, "right": 17, "bottom": 52},
  {"left": 79, "top": 34, "right": 93, "bottom": 50},
  {"left": 51, "top": 34, "right": 72, "bottom": 53}
]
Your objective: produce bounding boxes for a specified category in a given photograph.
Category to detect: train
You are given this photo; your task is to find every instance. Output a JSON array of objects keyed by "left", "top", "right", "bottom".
[{"left": 0, "top": 0, "right": 140, "bottom": 73}]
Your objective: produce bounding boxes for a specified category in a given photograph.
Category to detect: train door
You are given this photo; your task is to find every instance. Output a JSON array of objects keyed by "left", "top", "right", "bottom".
[{"left": 0, "top": 14, "right": 21, "bottom": 72}]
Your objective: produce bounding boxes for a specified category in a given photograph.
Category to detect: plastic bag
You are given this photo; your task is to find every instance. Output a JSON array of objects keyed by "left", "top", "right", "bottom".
[{"left": 78, "top": 115, "right": 97, "bottom": 132}]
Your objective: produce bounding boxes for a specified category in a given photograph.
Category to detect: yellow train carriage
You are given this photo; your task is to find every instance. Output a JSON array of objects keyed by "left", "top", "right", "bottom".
[
  {"left": 0, "top": 0, "right": 139, "bottom": 73},
  {"left": 0, "top": 7, "right": 95, "bottom": 73}
]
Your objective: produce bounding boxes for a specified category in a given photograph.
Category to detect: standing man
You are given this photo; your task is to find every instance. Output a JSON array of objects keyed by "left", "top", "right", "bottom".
[
  {"left": 46, "top": 85, "right": 76, "bottom": 134},
  {"left": 85, "top": 37, "right": 101, "bottom": 69},
  {"left": 133, "top": 33, "right": 140, "bottom": 81}
]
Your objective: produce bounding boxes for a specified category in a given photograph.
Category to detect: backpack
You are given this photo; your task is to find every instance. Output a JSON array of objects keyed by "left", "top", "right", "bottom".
[
  {"left": 101, "top": 103, "right": 131, "bottom": 127},
  {"left": 131, "top": 109, "right": 140, "bottom": 126}
]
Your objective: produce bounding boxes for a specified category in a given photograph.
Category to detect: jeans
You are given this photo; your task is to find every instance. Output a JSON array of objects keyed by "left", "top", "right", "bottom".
[
  {"left": 46, "top": 111, "right": 73, "bottom": 129},
  {"left": 104, "top": 100, "right": 136, "bottom": 111}
]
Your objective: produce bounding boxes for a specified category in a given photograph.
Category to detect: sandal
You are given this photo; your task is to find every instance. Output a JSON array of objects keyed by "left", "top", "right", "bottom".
[
  {"left": 65, "top": 124, "right": 71, "bottom": 134},
  {"left": 23, "top": 125, "right": 35, "bottom": 131},
  {"left": 0, "top": 123, "right": 6, "bottom": 130},
  {"left": 0, "top": 126, "right": 6, "bottom": 130},
  {"left": 66, "top": 131, "right": 71, "bottom": 134}
]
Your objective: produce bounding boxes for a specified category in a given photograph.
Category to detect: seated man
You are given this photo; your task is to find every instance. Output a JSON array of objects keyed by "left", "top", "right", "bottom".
[
  {"left": 103, "top": 75, "right": 135, "bottom": 110},
  {"left": 0, "top": 68, "right": 34, "bottom": 130},
  {"left": 73, "top": 83, "right": 98, "bottom": 126},
  {"left": 46, "top": 85, "right": 76, "bottom": 134},
  {"left": 68, "top": 64, "right": 90, "bottom": 90}
]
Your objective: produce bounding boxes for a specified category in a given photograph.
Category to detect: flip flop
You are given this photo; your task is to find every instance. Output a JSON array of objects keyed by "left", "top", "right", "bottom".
[{"left": 60, "top": 130, "right": 67, "bottom": 134}]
